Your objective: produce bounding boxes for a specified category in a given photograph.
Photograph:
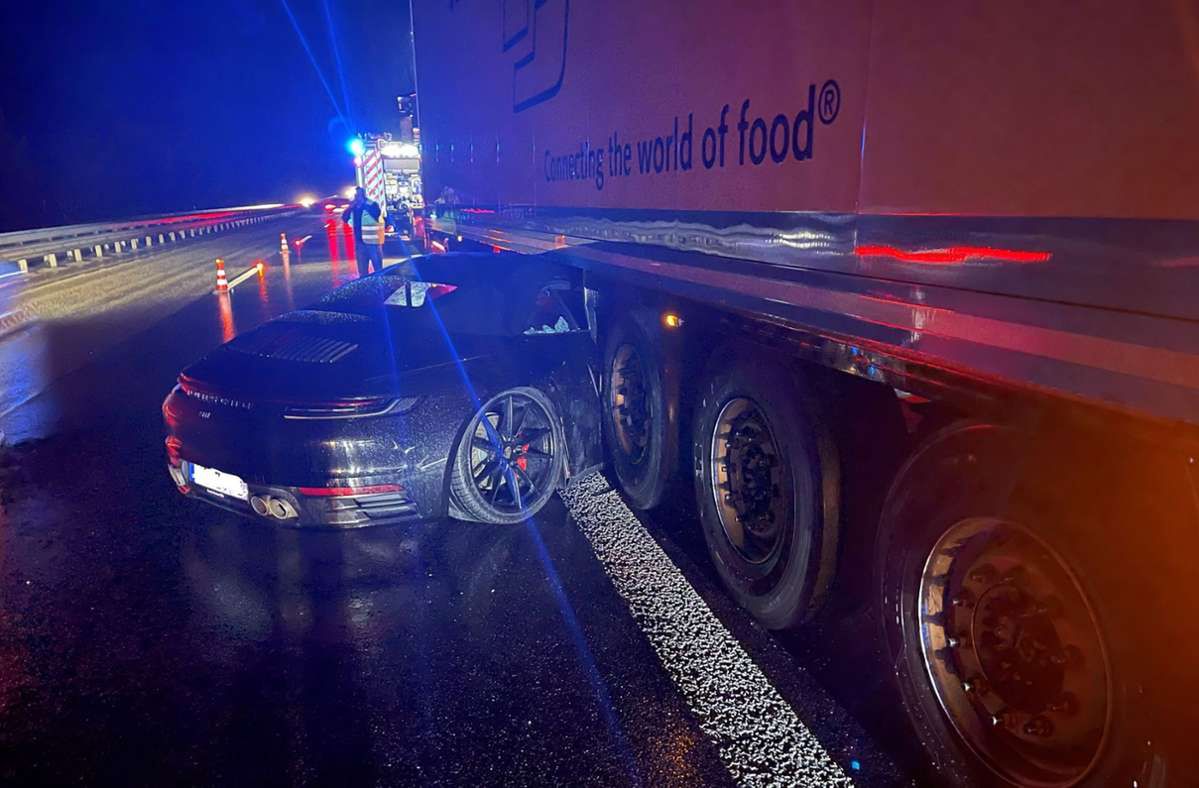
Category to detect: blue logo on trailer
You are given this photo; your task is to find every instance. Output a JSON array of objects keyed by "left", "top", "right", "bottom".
[{"left": 502, "top": 0, "right": 570, "bottom": 113}]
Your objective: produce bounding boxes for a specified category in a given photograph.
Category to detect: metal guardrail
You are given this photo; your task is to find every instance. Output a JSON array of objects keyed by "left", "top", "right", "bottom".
[{"left": 0, "top": 207, "right": 300, "bottom": 276}]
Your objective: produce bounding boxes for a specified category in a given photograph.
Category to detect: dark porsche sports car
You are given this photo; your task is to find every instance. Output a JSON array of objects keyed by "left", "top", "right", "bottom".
[{"left": 162, "top": 252, "right": 602, "bottom": 526}]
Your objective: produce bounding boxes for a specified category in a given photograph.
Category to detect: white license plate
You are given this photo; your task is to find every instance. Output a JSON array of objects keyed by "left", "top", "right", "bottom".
[{"left": 189, "top": 463, "right": 249, "bottom": 500}]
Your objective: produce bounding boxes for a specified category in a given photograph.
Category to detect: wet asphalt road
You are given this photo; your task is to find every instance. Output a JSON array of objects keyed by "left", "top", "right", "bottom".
[{"left": 0, "top": 216, "right": 925, "bottom": 786}]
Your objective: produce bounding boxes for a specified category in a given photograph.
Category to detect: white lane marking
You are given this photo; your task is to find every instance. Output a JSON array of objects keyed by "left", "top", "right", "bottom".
[{"left": 559, "top": 473, "right": 852, "bottom": 788}]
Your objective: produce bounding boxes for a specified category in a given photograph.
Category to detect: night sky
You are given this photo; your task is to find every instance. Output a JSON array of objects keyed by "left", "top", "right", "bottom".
[{"left": 0, "top": 0, "right": 413, "bottom": 232}]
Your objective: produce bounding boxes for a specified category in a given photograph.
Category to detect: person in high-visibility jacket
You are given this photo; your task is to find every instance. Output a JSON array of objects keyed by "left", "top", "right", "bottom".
[{"left": 341, "top": 187, "right": 384, "bottom": 276}]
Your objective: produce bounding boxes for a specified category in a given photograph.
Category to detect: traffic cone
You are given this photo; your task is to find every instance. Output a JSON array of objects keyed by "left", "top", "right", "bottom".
[
  {"left": 215, "top": 258, "right": 229, "bottom": 292},
  {"left": 280, "top": 232, "right": 290, "bottom": 266}
]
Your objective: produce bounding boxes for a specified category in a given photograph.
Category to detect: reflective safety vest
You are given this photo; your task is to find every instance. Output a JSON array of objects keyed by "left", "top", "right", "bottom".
[{"left": 358, "top": 202, "right": 386, "bottom": 245}]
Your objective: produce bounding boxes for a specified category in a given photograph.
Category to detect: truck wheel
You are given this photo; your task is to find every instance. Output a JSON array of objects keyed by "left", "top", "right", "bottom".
[
  {"left": 450, "top": 387, "right": 565, "bottom": 524},
  {"left": 691, "top": 349, "right": 837, "bottom": 630},
  {"left": 602, "top": 311, "right": 674, "bottom": 509},
  {"left": 877, "top": 422, "right": 1166, "bottom": 786}
]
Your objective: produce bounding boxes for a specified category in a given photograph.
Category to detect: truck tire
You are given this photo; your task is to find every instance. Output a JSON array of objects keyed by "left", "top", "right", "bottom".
[
  {"left": 876, "top": 421, "right": 1176, "bottom": 786},
  {"left": 691, "top": 348, "right": 837, "bottom": 630},
  {"left": 602, "top": 310, "right": 675, "bottom": 510}
]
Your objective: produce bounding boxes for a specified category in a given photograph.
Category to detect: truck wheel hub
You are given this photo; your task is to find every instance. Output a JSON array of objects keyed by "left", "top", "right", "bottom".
[
  {"left": 916, "top": 518, "right": 1111, "bottom": 786},
  {"left": 710, "top": 397, "right": 787, "bottom": 564},
  {"left": 609, "top": 344, "right": 650, "bottom": 463}
]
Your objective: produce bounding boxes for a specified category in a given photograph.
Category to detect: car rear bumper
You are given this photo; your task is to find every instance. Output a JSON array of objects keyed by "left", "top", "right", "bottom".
[
  {"left": 169, "top": 461, "right": 424, "bottom": 528},
  {"left": 162, "top": 384, "right": 466, "bottom": 527}
]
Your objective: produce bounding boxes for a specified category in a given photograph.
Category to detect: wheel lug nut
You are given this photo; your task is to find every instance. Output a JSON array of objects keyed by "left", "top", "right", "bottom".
[
  {"left": 962, "top": 676, "right": 989, "bottom": 696},
  {"left": 1023, "top": 715, "right": 1054, "bottom": 737},
  {"left": 990, "top": 709, "right": 1012, "bottom": 728}
]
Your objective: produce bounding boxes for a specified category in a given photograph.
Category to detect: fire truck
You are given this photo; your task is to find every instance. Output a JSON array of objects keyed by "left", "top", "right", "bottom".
[{"left": 352, "top": 132, "right": 424, "bottom": 240}]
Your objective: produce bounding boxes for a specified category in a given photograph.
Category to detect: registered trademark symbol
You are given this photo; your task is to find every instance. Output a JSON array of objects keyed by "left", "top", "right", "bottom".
[{"left": 819, "top": 80, "right": 841, "bottom": 124}]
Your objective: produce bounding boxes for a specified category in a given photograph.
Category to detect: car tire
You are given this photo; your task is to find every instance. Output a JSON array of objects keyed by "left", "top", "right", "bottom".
[
  {"left": 450, "top": 387, "right": 565, "bottom": 524},
  {"left": 876, "top": 421, "right": 1175, "bottom": 787},
  {"left": 602, "top": 310, "right": 674, "bottom": 510},
  {"left": 691, "top": 347, "right": 837, "bottom": 630}
]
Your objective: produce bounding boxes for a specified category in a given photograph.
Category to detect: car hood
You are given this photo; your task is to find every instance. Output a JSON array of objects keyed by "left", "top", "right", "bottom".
[{"left": 182, "top": 309, "right": 508, "bottom": 400}]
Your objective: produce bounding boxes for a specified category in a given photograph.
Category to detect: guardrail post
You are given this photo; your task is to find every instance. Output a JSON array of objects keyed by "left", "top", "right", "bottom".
[
  {"left": 115, "top": 240, "right": 124, "bottom": 253},
  {"left": 145, "top": 235, "right": 152, "bottom": 247},
  {"left": 72, "top": 249, "right": 83, "bottom": 262},
  {"left": 17, "top": 259, "right": 27, "bottom": 273},
  {"left": 45, "top": 253, "right": 57, "bottom": 268},
  {"left": 94, "top": 245, "right": 103, "bottom": 259},
  {"left": 158, "top": 233, "right": 165, "bottom": 244},
  {"left": 131, "top": 238, "right": 139, "bottom": 250},
  {"left": 169, "top": 231, "right": 176, "bottom": 242}
]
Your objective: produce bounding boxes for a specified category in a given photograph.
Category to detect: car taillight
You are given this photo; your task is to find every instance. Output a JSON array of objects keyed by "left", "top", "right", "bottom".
[
  {"left": 165, "top": 435, "right": 183, "bottom": 464},
  {"left": 282, "top": 396, "right": 419, "bottom": 420}
]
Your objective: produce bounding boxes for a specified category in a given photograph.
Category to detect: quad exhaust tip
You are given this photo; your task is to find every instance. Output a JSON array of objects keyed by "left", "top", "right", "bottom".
[{"left": 250, "top": 495, "right": 298, "bottom": 520}]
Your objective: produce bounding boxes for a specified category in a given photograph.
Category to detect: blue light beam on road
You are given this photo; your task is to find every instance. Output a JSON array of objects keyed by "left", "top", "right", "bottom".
[{"left": 391, "top": 259, "right": 637, "bottom": 776}]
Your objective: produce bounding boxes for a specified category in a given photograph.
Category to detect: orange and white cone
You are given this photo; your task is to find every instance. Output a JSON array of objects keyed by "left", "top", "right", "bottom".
[
  {"left": 214, "top": 258, "right": 229, "bottom": 292},
  {"left": 280, "top": 233, "right": 290, "bottom": 265}
]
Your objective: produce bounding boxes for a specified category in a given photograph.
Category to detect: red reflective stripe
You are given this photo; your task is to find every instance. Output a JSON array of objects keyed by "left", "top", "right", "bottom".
[
  {"left": 297, "top": 484, "right": 404, "bottom": 497},
  {"left": 854, "top": 244, "right": 1051, "bottom": 264}
]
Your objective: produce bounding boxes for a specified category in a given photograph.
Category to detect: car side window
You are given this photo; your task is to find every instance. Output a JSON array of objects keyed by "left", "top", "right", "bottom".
[{"left": 523, "top": 285, "right": 584, "bottom": 334}]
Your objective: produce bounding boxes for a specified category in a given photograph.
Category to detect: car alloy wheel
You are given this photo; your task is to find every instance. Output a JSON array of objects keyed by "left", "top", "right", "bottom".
[{"left": 461, "top": 389, "right": 559, "bottom": 518}]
